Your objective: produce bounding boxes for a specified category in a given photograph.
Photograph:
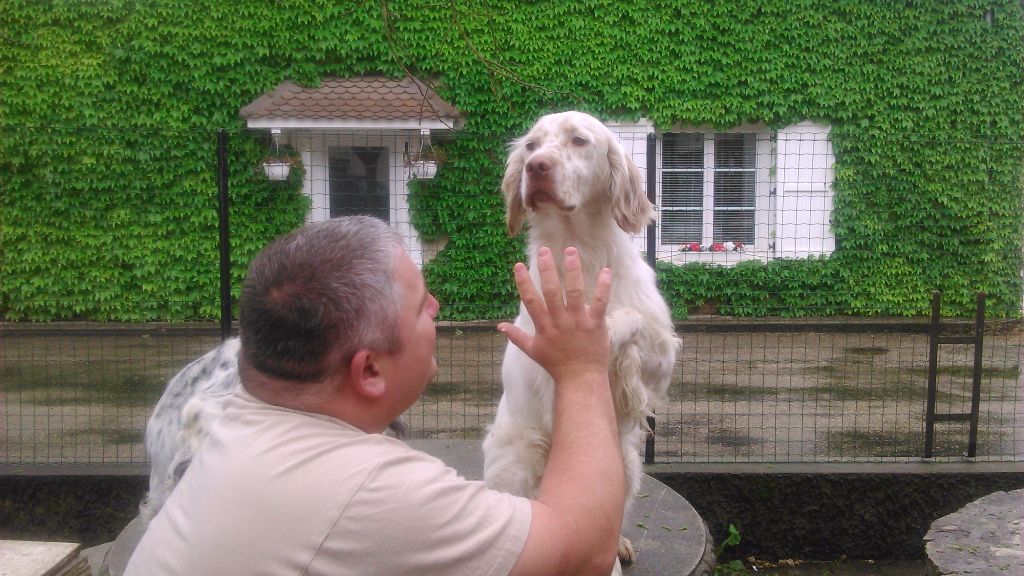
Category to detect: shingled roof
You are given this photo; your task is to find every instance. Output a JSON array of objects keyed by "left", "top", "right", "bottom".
[{"left": 240, "top": 76, "right": 461, "bottom": 129}]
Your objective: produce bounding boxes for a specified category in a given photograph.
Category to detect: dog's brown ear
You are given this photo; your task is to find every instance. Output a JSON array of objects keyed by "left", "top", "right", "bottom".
[
  {"left": 608, "top": 141, "right": 654, "bottom": 234},
  {"left": 502, "top": 145, "right": 527, "bottom": 236}
]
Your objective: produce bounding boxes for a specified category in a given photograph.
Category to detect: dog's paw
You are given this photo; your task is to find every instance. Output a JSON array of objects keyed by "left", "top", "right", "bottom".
[
  {"left": 618, "top": 535, "right": 636, "bottom": 564},
  {"left": 607, "top": 308, "right": 644, "bottom": 351}
]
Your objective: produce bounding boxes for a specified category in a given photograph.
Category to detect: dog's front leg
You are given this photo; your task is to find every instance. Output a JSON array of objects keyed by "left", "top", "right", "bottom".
[
  {"left": 482, "top": 410, "right": 551, "bottom": 498},
  {"left": 483, "top": 344, "right": 554, "bottom": 498},
  {"left": 607, "top": 308, "right": 650, "bottom": 428}
]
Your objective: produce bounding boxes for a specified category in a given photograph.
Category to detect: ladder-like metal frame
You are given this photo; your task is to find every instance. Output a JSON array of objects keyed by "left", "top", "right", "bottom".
[{"left": 924, "top": 291, "right": 985, "bottom": 458}]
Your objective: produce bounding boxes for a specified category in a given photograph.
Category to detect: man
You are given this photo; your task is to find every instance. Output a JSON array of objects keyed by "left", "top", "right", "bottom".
[{"left": 126, "top": 216, "right": 624, "bottom": 575}]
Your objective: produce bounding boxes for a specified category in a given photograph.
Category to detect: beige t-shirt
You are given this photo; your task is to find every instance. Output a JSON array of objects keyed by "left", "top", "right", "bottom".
[{"left": 126, "top": 390, "right": 531, "bottom": 576}]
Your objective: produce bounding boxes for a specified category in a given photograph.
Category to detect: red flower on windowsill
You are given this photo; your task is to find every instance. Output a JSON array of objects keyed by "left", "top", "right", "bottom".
[{"left": 677, "top": 242, "right": 745, "bottom": 253}]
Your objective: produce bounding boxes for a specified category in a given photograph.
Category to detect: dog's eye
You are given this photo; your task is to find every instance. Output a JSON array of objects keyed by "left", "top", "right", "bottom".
[
  {"left": 525, "top": 141, "right": 536, "bottom": 151},
  {"left": 572, "top": 136, "right": 587, "bottom": 146}
]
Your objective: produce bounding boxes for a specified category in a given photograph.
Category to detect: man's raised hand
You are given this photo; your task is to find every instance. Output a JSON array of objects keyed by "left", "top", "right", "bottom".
[{"left": 498, "top": 247, "right": 612, "bottom": 384}]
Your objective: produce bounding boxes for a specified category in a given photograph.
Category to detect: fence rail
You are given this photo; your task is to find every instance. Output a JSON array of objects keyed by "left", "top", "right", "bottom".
[{"left": 2, "top": 126, "right": 1022, "bottom": 468}]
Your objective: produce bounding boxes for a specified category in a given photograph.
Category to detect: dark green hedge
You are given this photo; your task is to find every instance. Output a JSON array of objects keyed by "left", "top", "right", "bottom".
[{"left": 2, "top": 1, "right": 1022, "bottom": 320}]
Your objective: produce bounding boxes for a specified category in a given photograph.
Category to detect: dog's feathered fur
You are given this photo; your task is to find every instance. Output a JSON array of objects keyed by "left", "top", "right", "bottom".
[
  {"left": 483, "top": 111, "right": 679, "bottom": 570},
  {"left": 140, "top": 338, "right": 241, "bottom": 524}
]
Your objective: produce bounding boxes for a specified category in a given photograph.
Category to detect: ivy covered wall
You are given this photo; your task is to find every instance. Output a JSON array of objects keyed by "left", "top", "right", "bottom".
[{"left": 2, "top": 0, "right": 1022, "bottom": 320}]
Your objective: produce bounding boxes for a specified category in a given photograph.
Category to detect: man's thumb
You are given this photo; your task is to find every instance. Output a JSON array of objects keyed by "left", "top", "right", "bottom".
[{"left": 498, "top": 323, "right": 532, "bottom": 355}]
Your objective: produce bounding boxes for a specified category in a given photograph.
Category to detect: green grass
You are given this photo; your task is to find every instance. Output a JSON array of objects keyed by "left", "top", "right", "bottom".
[
  {"left": 806, "top": 379, "right": 932, "bottom": 403},
  {"left": 844, "top": 346, "right": 890, "bottom": 355},
  {"left": 420, "top": 380, "right": 493, "bottom": 403},
  {"left": 61, "top": 427, "right": 147, "bottom": 446},
  {"left": 906, "top": 365, "right": 1020, "bottom": 379},
  {"left": 697, "top": 383, "right": 778, "bottom": 400},
  {"left": 802, "top": 362, "right": 1020, "bottom": 402},
  {"left": 1, "top": 365, "right": 167, "bottom": 406},
  {"left": 824, "top": 428, "right": 1002, "bottom": 458}
]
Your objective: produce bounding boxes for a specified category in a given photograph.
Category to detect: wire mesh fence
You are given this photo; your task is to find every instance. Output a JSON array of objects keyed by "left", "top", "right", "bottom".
[{"left": 1, "top": 125, "right": 1022, "bottom": 467}]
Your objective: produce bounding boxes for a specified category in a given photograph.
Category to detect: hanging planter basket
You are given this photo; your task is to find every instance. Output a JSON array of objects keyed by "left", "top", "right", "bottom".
[
  {"left": 261, "top": 129, "right": 300, "bottom": 182},
  {"left": 408, "top": 159, "right": 438, "bottom": 180},
  {"left": 262, "top": 160, "right": 292, "bottom": 181},
  {"left": 406, "top": 131, "right": 446, "bottom": 181}
]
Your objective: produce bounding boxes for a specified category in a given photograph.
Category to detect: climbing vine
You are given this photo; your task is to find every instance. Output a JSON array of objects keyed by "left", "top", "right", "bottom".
[{"left": 1, "top": 0, "right": 1022, "bottom": 320}]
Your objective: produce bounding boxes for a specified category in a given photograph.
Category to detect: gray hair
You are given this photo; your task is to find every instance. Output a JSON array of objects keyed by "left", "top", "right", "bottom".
[{"left": 239, "top": 216, "right": 405, "bottom": 382}]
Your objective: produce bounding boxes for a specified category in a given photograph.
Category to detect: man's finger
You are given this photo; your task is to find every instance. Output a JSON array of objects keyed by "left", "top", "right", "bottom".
[
  {"left": 535, "top": 247, "right": 566, "bottom": 324},
  {"left": 497, "top": 322, "right": 533, "bottom": 355},
  {"left": 589, "top": 267, "right": 612, "bottom": 320},
  {"left": 563, "top": 247, "right": 585, "bottom": 317},
  {"left": 512, "top": 262, "right": 550, "bottom": 333}
]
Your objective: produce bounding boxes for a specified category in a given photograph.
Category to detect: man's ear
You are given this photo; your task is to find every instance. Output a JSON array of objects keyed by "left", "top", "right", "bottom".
[{"left": 347, "top": 349, "right": 386, "bottom": 399}]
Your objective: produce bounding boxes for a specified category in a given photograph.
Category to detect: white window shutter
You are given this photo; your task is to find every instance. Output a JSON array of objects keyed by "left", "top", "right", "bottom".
[{"left": 774, "top": 121, "right": 836, "bottom": 258}]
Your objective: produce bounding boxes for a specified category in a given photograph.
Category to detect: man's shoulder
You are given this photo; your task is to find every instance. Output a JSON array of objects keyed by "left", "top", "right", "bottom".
[{"left": 357, "top": 437, "right": 455, "bottom": 477}]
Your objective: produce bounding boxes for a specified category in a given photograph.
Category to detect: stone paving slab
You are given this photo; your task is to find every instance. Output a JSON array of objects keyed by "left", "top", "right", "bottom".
[{"left": 924, "top": 488, "right": 1024, "bottom": 575}]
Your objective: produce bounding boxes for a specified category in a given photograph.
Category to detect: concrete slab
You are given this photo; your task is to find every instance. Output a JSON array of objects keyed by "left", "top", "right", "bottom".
[{"left": 0, "top": 540, "right": 87, "bottom": 576}]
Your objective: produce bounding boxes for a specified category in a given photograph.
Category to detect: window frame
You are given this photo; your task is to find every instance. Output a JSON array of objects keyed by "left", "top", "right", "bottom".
[
  {"left": 657, "top": 126, "right": 772, "bottom": 261},
  {"left": 327, "top": 145, "right": 391, "bottom": 222}
]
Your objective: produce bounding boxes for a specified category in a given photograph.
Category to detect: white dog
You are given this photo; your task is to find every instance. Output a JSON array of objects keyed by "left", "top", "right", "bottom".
[{"left": 483, "top": 111, "right": 679, "bottom": 571}]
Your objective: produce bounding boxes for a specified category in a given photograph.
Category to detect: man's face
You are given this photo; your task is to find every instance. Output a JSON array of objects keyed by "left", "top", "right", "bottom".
[{"left": 382, "top": 248, "right": 440, "bottom": 412}]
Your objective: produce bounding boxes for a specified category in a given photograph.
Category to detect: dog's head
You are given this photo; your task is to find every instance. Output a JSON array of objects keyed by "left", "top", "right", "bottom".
[{"left": 501, "top": 111, "right": 653, "bottom": 236}]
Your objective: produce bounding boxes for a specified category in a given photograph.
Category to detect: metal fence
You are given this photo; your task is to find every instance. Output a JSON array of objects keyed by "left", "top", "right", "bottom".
[{"left": 1, "top": 126, "right": 1022, "bottom": 468}]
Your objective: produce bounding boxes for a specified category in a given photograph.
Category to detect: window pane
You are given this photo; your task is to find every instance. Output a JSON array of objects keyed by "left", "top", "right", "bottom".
[
  {"left": 713, "top": 172, "right": 755, "bottom": 207},
  {"left": 715, "top": 133, "right": 755, "bottom": 169},
  {"left": 329, "top": 146, "right": 389, "bottom": 222},
  {"left": 663, "top": 133, "right": 703, "bottom": 169},
  {"left": 662, "top": 210, "right": 702, "bottom": 244},
  {"left": 660, "top": 131, "right": 760, "bottom": 247},
  {"left": 714, "top": 210, "right": 754, "bottom": 244},
  {"left": 662, "top": 172, "right": 702, "bottom": 208}
]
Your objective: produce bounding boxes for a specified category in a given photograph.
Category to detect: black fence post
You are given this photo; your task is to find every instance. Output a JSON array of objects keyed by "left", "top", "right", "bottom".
[
  {"left": 967, "top": 292, "right": 986, "bottom": 457},
  {"left": 216, "top": 129, "right": 232, "bottom": 341},
  {"left": 924, "top": 291, "right": 941, "bottom": 458},
  {"left": 644, "top": 132, "right": 657, "bottom": 464}
]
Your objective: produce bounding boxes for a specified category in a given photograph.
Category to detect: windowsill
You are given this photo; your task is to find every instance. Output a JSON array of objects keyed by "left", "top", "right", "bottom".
[
  {"left": 657, "top": 249, "right": 769, "bottom": 266},
  {"left": 656, "top": 249, "right": 834, "bottom": 266}
]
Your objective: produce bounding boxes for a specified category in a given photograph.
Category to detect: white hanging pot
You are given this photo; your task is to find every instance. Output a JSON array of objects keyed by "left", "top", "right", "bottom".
[
  {"left": 263, "top": 161, "right": 291, "bottom": 181},
  {"left": 409, "top": 160, "right": 437, "bottom": 180}
]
